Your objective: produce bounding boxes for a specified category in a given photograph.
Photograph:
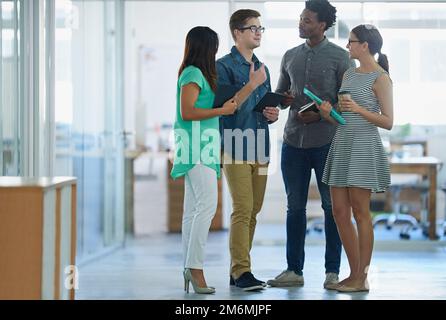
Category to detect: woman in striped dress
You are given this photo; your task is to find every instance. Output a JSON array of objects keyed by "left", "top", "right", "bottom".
[{"left": 318, "top": 24, "right": 393, "bottom": 292}]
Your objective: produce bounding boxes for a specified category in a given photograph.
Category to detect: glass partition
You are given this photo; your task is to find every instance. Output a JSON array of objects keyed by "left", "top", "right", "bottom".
[
  {"left": 54, "top": 0, "right": 124, "bottom": 261},
  {"left": 1, "top": 0, "right": 20, "bottom": 175}
]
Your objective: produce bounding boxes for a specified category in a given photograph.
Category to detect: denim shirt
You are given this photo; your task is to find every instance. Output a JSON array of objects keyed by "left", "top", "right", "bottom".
[{"left": 216, "top": 46, "right": 272, "bottom": 163}]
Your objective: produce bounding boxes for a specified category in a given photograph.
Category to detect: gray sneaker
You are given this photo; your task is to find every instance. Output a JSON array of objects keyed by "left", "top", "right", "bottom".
[
  {"left": 267, "top": 270, "right": 304, "bottom": 287},
  {"left": 323, "top": 272, "right": 339, "bottom": 290}
]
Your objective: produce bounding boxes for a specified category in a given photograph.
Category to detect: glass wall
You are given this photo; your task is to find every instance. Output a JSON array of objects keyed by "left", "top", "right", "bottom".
[
  {"left": 1, "top": 0, "right": 52, "bottom": 177},
  {"left": 1, "top": 0, "right": 20, "bottom": 175},
  {"left": 0, "top": 0, "right": 125, "bottom": 263},
  {"left": 54, "top": 0, "right": 125, "bottom": 261}
]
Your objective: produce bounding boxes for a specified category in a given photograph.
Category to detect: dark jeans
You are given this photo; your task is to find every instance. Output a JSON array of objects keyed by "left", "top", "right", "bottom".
[{"left": 281, "top": 142, "right": 341, "bottom": 276}]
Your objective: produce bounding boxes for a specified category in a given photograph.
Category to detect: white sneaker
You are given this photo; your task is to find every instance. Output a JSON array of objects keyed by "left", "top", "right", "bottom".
[
  {"left": 267, "top": 270, "right": 304, "bottom": 287},
  {"left": 323, "top": 272, "right": 339, "bottom": 290}
]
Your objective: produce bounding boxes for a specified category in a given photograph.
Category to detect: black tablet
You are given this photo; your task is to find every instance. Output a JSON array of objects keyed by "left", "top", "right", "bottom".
[
  {"left": 213, "top": 84, "right": 239, "bottom": 108},
  {"left": 253, "top": 92, "right": 287, "bottom": 113}
]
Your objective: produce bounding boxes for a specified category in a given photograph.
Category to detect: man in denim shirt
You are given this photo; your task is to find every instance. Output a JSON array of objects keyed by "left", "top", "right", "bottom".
[
  {"left": 217, "top": 9, "right": 279, "bottom": 291},
  {"left": 267, "top": 0, "right": 354, "bottom": 290}
]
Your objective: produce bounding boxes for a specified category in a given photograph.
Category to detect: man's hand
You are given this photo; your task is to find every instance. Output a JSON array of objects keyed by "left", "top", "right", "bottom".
[
  {"left": 263, "top": 107, "right": 279, "bottom": 122},
  {"left": 281, "top": 90, "right": 295, "bottom": 107},
  {"left": 297, "top": 110, "right": 320, "bottom": 124},
  {"left": 249, "top": 63, "right": 267, "bottom": 89}
]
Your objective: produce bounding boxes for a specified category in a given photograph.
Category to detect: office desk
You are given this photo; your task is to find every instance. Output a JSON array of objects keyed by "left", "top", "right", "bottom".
[
  {"left": 390, "top": 157, "right": 443, "bottom": 240},
  {"left": 390, "top": 137, "right": 428, "bottom": 156},
  {"left": 124, "top": 149, "right": 145, "bottom": 234}
]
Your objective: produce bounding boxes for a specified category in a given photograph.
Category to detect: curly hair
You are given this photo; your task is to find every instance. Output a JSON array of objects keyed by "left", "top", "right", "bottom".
[{"left": 305, "top": 0, "right": 337, "bottom": 31}]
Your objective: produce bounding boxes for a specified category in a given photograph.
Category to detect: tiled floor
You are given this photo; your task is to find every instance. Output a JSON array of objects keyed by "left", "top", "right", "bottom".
[{"left": 76, "top": 224, "right": 446, "bottom": 300}]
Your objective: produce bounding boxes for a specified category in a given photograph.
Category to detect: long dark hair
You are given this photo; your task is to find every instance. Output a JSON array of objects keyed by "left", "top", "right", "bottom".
[
  {"left": 178, "top": 26, "right": 219, "bottom": 91},
  {"left": 352, "top": 24, "right": 389, "bottom": 73}
]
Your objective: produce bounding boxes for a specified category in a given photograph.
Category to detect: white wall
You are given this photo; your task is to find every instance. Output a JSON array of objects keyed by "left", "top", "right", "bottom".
[{"left": 124, "top": 1, "right": 231, "bottom": 150}]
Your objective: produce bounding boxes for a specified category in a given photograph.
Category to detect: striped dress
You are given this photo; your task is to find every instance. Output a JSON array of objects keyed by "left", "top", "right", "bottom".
[{"left": 322, "top": 67, "right": 391, "bottom": 193}]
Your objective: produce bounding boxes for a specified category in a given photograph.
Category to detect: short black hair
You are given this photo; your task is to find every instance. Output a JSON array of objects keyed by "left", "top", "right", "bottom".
[{"left": 305, "top": 0, "right": 337, "bottom": 31}]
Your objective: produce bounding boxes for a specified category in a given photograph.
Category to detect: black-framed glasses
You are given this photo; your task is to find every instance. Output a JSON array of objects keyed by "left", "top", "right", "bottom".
[
  {"left": 347, "top": 39, "right": 361, "bottom": 45},
  {"left": 238, "top": 25, "right": 265, "bottom": 33}
]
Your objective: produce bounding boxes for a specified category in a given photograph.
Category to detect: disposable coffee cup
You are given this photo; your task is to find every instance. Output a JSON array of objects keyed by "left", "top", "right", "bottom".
[
  {"left": 338, "top": 91, "right": 351, "bottom": 111},
  {"left": 338, "top": 90, "right": 351, "bottom": 101}
]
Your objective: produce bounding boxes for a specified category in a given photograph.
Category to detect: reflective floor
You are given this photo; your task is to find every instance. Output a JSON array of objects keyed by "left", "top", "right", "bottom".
[{"left": 76, "top": 224, "right": 446, "bottom": 300}]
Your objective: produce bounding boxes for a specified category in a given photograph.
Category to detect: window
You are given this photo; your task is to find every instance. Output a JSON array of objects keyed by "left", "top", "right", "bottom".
[
  {"left": 421, "top": 40, "right": 446, "bottom": 82},
  {"left": 261, "top": 1, "right": 446, "bottom": 125},
  {"left": 1, "top": 0, "right": 20, "bottom": 175}
]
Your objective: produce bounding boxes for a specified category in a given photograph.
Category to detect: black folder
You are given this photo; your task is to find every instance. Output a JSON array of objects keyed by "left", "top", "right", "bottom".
[
  {"left": 213, "top": 85, "right": 239, "bottom": 108},
  {"left": 253, "top": 92, "right": 287, "bottom": 113}
]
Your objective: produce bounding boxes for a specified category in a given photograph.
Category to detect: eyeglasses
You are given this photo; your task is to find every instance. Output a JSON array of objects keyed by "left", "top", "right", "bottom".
[
  {"left": 347, "top": 39, "right": 361, "bottom": 45},
  {"left": 238, "top": 25, "right": 265, "bottom": 34}
]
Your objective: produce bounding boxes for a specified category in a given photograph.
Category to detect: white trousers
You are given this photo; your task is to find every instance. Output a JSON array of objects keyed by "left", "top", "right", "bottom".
[{"left": 182, "top": 164, "right": 218, "bottom": 269}]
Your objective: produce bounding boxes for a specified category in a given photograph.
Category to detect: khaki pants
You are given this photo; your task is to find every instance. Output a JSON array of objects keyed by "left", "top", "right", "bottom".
[{"left": 223, "top": 157, "right": 268, "bottom": 279}]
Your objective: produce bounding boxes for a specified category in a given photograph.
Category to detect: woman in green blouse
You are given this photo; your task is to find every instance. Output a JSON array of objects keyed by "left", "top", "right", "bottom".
[{"left": 172, "top": 26, "right": 267, "bottom": 294}]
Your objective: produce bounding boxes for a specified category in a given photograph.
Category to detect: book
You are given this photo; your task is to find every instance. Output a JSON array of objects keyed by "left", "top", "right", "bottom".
[
  {"left": 302, "top": 88, "right": 346, "bottom": 125},
  {"left": 298, "top": 101, "right": 318, "bottom": 113}
]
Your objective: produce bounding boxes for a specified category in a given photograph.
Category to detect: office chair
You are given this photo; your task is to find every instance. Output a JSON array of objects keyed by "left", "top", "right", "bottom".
[
  {"left": 308, "top": 217, "right": 324, "bottom": 233},
  {"left": 399, "top": 181, "right": 429, "bottom": 240},
  {"left": 373, "top": 174, "right": 419, "bottom": 233}
]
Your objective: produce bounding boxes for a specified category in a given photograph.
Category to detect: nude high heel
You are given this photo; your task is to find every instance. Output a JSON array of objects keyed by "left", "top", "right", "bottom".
[{"left": 183, "top": 269, "right": 215, "bottom": 294}]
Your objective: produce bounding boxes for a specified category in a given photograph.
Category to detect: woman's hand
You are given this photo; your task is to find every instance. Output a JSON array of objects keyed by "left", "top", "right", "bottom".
[
  {"left": 220, "top": 98, "right": 238, "bottom": 115},
  {"left": 339, "top": 98, "right": 361, "bottom": 113}
]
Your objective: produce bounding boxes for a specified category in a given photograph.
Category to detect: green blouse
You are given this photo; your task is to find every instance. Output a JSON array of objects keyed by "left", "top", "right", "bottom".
[{"left": 170, "top": 65, "right": 221, "bottom": 179}]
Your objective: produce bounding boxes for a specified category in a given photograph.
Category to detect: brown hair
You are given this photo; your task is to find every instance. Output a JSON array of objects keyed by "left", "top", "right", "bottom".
[
  {"left": 178, "top": 26, "right": 219, "bottom": 91},
  {"left": 352, "top": 24, "right": 389, "bottom": 73},
  {"left": 229, "top": 9, "right": 261, "bottom": 41}
]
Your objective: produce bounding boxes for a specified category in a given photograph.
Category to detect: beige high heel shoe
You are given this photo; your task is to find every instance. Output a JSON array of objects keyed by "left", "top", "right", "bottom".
[{"left": 183, "top": 269, "right": 216, "bottom": 294}]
